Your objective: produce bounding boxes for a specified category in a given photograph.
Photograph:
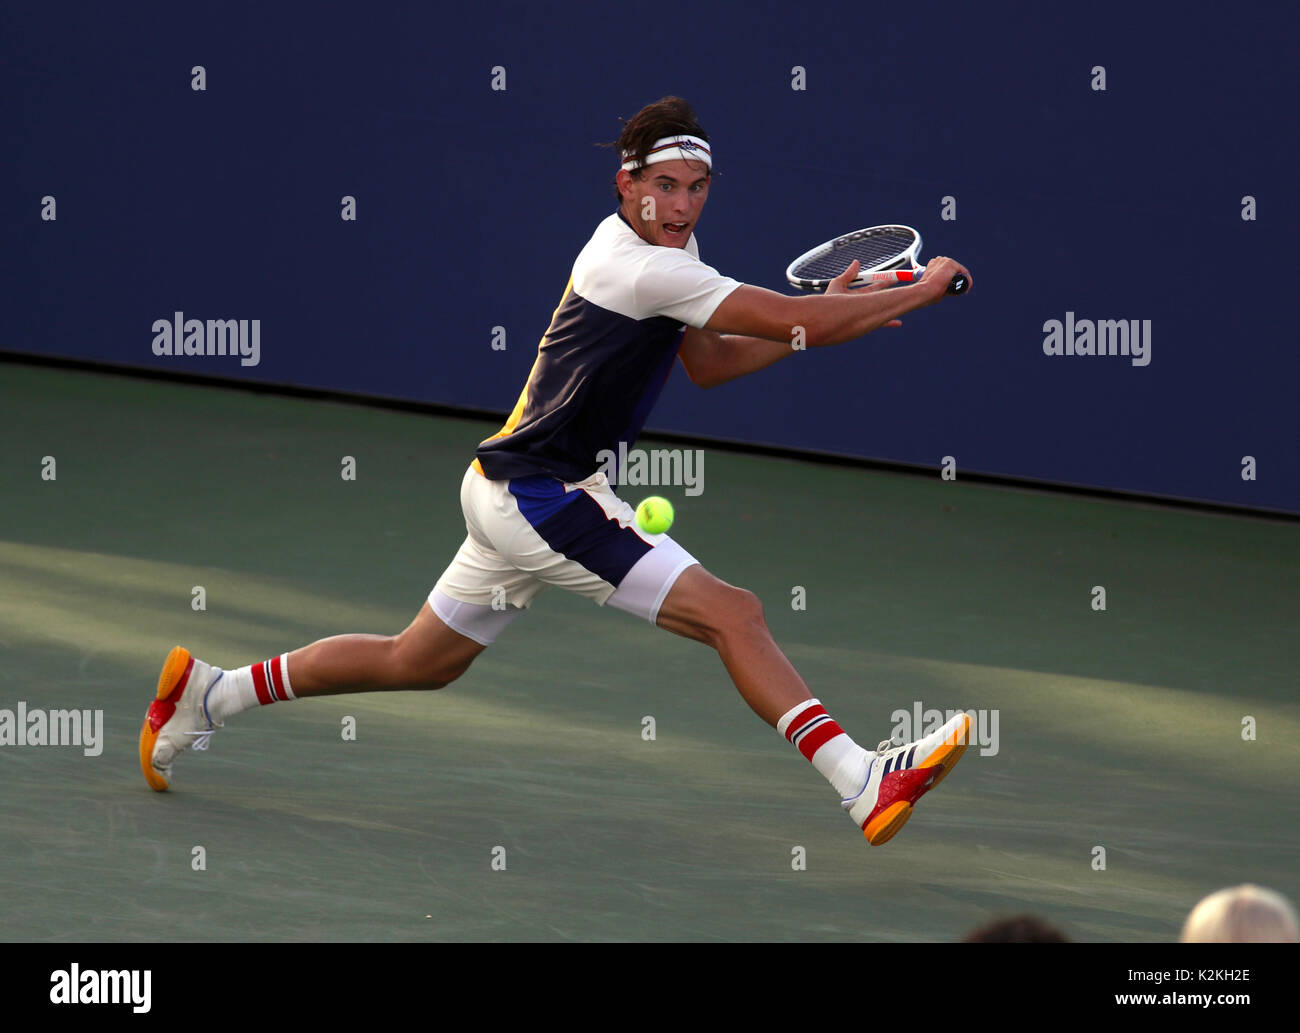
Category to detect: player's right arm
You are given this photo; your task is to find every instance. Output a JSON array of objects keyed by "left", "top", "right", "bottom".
[{"left": 705, "top": 256, "right": 970, "bottom": 348}]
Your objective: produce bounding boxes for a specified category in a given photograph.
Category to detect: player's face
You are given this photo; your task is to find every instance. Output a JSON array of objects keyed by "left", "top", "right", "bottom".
[{"left": 619, "top": 159, "right": 710, "bottom": 248}]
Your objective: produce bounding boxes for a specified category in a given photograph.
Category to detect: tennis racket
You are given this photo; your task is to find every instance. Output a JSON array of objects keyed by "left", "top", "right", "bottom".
[{"left": 785, "top": 225, "right": 968, "bottom": 295}]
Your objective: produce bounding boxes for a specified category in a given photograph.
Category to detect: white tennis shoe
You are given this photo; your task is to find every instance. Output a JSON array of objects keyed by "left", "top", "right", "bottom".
[
  {"left": 138, "top": 646, "right": 224, "bottom": 791},
  {"left": 842, "top": 711, "right": 972, "bottom": 845}
]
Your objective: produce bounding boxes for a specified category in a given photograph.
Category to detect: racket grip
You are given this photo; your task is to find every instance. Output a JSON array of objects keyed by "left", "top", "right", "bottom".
[{"left": 947, "top": 274, "right": 968, "bottom": 295}]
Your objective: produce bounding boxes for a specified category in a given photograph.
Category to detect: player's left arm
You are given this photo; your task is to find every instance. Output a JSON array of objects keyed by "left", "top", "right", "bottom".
[
  {"left": 678, "top": 328, "right": 796, "bottom": 389},
  {"left": 678, "top": 261, "right": 900, "bottom": 389}
]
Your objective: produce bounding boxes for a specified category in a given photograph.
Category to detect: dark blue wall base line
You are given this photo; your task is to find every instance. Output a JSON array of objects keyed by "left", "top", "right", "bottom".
[{"left": 5, "top": 351, "right": 1294, "bottom": 525}]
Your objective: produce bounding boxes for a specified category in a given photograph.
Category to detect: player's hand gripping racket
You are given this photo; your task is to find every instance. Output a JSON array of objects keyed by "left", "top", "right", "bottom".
[{"left": 785, "top": 225, "right": 968, "bottom": 295}]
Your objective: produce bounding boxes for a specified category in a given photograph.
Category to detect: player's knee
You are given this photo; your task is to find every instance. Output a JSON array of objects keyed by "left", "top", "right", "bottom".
[
  {"left": 735, "top": 587, "right": 767, "bottom": 628},
  {"left": 410, "top": 651, "right": 477, "bottom": 690},
  {"left": 388, "top": 635, "right": 478, "bottom": 691},
  {"left": 433, "top": 656, "right": 475, "bottom": 688},
  {"left": 709, "top": 586, "right": 767, "bottom": 644}
]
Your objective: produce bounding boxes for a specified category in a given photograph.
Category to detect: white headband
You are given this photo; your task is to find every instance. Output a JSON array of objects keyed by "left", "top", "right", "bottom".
[{"left": 621, "top": 134, "right": 712, "bottom": 172}]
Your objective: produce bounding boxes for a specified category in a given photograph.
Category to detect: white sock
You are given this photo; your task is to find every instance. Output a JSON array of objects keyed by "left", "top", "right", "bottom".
[
  {"left": 205, "top": 654, "right": 296, "bottom": 723},
  {"left": 777, "top": 698, "right": 871, "bottom": 799}
]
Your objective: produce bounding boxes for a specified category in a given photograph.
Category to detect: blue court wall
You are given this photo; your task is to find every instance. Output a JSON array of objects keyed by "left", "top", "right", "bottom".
[{"left": 5, "top": 1, "right": 1297, "bottom": 513}]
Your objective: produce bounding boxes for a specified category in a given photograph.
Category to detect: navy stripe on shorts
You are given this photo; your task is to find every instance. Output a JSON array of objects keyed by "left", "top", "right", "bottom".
[{"left": 508, "top": 476, "right": 653, "bottom": 589}]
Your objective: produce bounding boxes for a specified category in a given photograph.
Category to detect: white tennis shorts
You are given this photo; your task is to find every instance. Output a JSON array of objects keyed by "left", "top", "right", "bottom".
[{"left": 430, "top": 464, "right": 698, "bottom": 645}]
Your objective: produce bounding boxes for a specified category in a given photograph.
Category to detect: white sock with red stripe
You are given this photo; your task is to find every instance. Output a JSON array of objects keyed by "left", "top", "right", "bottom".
[
  {"left": 777, "top": 698, "right": 871, "bottom": 800},
  {"left": 205, "top": 654, "right": 296, "bottom": 723}
]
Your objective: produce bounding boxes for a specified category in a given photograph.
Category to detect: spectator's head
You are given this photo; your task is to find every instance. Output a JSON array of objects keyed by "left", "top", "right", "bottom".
[
  {"left": 1180, "top": 884, "right": 1299, "bottom": 943},
  {"left": 963, "top": 915, "right": 1069, "bottom": 942}
]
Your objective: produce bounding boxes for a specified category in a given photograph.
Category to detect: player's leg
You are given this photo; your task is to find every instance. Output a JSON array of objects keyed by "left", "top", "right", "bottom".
[
  {"left": 654, "top": 562, "right": 971, "bottom": 845},
  {"left": 140, "top": 463, "right": 534, "bottom": 791},
  {"left": 139, "top": 598, "right": 500, "bottom": 792},
  {"left": 207, "top": 592, "right": 502, "bottom": 713},
  {"left": 504, "top": 465, "right": 971, "bottom": 843},
  {"left": 283, "top": 599, "right": 487, "bottom": 697},
  {"left": 653, "top": 563, "right": 810, "bottom": 727}
]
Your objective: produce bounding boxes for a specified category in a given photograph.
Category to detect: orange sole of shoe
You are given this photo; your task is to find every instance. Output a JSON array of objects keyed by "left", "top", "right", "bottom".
[
  {"left": 138, "top": 646, "right": 192, "bottom": 792},
  {"left": 864, "top": 800, "right": 913, "bottom": 845}
]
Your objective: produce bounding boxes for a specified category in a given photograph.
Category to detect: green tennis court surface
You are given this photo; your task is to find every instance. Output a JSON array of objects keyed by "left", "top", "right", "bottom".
[{"left": 2, "top": 362, "right": 1296, "bottom": 942}]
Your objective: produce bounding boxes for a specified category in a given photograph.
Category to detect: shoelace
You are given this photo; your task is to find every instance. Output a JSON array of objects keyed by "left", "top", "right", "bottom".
[
  {"left": 876, "top": 739, "right": 896, "bottom": 756},
  {"left": 187, "top": 729, "right": 217, "bottom": 751}
]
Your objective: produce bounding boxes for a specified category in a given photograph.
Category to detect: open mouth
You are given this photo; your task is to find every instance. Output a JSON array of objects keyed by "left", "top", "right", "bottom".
[{"left": 663, "top": 222, "right": 688, "bottom": 234}]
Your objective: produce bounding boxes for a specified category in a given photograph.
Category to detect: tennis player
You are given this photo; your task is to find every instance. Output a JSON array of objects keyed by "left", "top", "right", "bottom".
[{"left": 141, "top": 97, "right": 974, "bottom": 845}]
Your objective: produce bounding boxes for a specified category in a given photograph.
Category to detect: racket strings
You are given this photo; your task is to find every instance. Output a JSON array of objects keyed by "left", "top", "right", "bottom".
[{"left": 793, "top": 230, "right": 916, "bottom": 280}]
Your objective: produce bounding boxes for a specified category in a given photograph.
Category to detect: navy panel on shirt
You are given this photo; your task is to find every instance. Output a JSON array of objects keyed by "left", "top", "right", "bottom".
[{"left": 477, "top": 289, "right": 685, "bottom": 483}]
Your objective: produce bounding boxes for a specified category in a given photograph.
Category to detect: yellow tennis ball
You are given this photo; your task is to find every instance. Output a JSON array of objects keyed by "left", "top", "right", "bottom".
[{"left": 635, "top": 496, "right": 674, "bottom": 535}]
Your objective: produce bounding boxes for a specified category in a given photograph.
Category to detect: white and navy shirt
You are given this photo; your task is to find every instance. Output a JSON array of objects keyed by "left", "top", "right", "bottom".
[{"left": 475, "top": 211, "right": 743, "bottom": 483}]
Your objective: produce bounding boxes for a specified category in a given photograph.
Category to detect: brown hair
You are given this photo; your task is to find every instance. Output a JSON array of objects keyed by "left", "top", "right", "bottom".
[
  {"left": 963, "top": 915, "right": 1070, "bottom": 943},
  {"left": 599, "top": 96, "right": 712, "bottom": 199}
]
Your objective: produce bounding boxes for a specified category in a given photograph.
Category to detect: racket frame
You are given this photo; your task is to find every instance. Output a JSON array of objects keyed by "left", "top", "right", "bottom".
[{"left": 785, "top": 224, "right": 966, "bottom": 295}]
